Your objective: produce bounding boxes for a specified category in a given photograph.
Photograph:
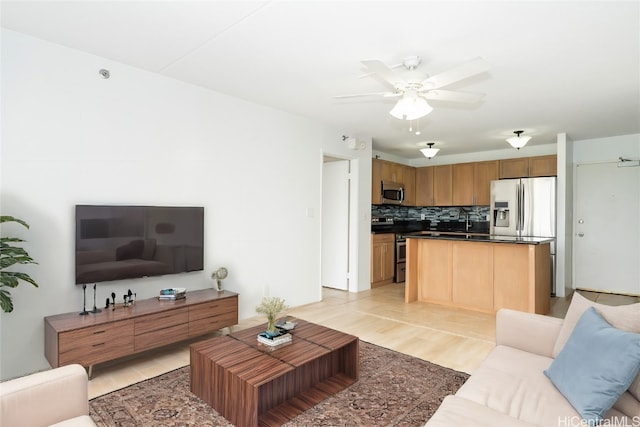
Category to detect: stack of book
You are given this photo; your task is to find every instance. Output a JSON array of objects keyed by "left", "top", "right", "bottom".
[
  {"left": 158, "top": 287, "right": 186, "bottom": 301},
  {"left": 257, "top": 329, "right": 292, "bottom": 346}
]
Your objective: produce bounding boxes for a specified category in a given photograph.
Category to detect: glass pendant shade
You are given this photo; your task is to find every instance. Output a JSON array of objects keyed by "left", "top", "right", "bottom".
[
  {"left": 506, "top": 131, "right": 531, "bottom": 149},
  {"left": 420, "top": 143, "right": 440, "bottom": 159},
  {"left": 390, "top": 92, "right": 433, "bottom": 120}
]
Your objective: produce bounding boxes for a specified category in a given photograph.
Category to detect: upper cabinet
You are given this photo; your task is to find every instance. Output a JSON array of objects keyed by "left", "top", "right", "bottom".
[
  {"left": 372, "top": 159, "right": 383, "bottom": 204},
  {"left": 433, "top": 165, "right": 453, "bottom": 206},
  {"left": 528, "top": 155, "right": 557, "bottom": 177},
  {"left": 499, "top": 155, "right": 557, "bottom": 179},
  {"left": 374, "top": 155, "right": 554, "bottom": 207},
  {"left": 415, "top": 166, "right": 435, "bottom": 206},
  {"left": 372, "top": 159, "right": 416, "bottom": 205},
  {"left": 451, "top": 161, "right": 498, "bottom": 206},
  {"left": 452, "top": 163, "right": 475, "bottom": 206},
  {"left": 473, "top": 161, "right": 499, "bottom": 205},
  {"left": 402, "top": 166, "right": 416, "bottom": 206}
]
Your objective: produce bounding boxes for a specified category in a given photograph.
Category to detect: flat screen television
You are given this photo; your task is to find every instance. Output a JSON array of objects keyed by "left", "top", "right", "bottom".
[{"left": 75, "top": 205, "right": 204, "bottom": 285}]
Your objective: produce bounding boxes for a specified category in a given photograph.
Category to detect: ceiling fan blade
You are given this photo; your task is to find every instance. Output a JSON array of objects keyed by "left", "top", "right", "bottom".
[
  {"left": 422, "top": 90, "right": 485, "bottom": 103},
  {"left": 333, "top": 91, "right": 399, "bottom": 99},
  {"left": 361, "top": 59, "right": 406, "bottom": 90},
  {"left": 422, "top": 57, "right": 490, "bottom": 89}
]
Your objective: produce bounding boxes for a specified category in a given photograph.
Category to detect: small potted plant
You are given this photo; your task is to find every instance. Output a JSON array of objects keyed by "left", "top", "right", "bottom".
[{"left": 256, "top": 296, "right": 288, "bottom": 335}]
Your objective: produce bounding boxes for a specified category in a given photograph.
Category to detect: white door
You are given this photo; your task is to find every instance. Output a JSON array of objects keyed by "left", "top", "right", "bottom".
[
  {"left": 574, "top": 162, "right": 640, "bottom": 295},
  {"left": 321, "top": 159, "right": 349, "bottom": 290}
]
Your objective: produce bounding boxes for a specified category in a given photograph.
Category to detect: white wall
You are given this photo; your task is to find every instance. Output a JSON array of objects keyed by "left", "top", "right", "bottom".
[
  {"left": 0, "top": 29, "right": 372, "bottom": 380},
  {"left": 556, "top": 133, "right": 574, "bottom": 297},
  {"left": 573, "top": 134, "right": 640, "bottom": 163}
]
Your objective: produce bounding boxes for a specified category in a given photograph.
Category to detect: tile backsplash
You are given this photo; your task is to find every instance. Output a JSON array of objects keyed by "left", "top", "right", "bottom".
[{"left": 372, "top": 205, "right": 490, "bottom": 224}]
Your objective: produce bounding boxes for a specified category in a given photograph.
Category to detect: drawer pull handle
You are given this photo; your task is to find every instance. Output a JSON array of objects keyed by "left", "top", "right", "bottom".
[
  {"left": 93, "top": 330, "right": 106, "bottom": 335},
  {"left": 92, "top": 343, "right": 106, "bottom": 347}
]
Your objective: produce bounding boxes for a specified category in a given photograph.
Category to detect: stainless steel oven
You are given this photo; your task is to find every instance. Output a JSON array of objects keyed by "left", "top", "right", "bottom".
[{"left": 395, "top": 234, "right": 406, "bottom": 283}]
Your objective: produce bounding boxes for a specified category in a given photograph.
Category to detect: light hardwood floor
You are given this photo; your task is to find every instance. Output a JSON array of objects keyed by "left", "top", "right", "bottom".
[{"left": 86, "top": 284, "right": 638, "bottom": 399}]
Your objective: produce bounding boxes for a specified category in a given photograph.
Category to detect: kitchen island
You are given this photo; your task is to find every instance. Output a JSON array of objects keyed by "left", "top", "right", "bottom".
[{"left": 405, "top": 233, "right": 552, "bottom": 314}]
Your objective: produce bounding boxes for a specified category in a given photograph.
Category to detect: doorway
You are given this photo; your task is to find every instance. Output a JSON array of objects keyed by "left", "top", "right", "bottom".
[
  {"left": 321, "top": 157, "right": 350, "bottom": 290},
  {"left": 574, "top": 161, "right": 640, "bottom": 295}
]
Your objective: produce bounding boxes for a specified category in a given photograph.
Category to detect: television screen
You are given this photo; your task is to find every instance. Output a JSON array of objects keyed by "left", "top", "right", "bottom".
[{"left": 75, "top": 205, "right": 204, "bottom": 285}]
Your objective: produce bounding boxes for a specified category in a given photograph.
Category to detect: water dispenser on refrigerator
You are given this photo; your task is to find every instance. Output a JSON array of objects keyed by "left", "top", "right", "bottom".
[{"left": 493, "top": 201, "right": 510, "bottom": 227}]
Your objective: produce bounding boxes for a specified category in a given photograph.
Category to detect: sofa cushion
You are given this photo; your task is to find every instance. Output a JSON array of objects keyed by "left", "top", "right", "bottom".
[
  {"left": 424, "top": 395, "right": 536, "bottom": 427},
  {"left": 454, "top": 345, "right": 580, "bottom": 426},
  {"left": 544, "top": 307, "right": 640, "bottom": 425},
  {"left": 553, "top": 292, "right": 640, "bottom": 358}
]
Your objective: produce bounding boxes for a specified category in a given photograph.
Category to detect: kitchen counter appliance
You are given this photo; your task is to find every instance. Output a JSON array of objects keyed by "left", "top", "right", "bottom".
[
  {"left": 490, "top": 177, "right": 556, "bottom": 294},
  {"left": 381, "top": 180, "right": 404, "bottom": 205}
]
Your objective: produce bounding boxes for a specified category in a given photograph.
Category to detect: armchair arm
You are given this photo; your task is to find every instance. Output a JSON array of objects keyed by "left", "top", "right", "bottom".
[
  {"left": 0, "top": 364, "right": 93, "bottom": 427},
  {"left": 496, "top": 309, "right": 563, "bottom": 358}
]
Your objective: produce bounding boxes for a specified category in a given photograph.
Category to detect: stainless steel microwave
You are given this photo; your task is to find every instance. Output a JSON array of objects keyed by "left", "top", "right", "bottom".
[{"left": 381, "top": 180, "right": 404, "bottom": 205}]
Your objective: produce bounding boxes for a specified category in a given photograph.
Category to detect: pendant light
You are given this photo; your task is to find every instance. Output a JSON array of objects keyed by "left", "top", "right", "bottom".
[
  {"left": 420, "top": 142, "right": 440, "bottom": 159},
  {"left": 506, "top": 130, "right": 531, "bottom": 149}
]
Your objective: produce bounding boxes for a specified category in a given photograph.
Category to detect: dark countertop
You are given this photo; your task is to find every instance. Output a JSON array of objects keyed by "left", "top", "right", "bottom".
[
  {"left": 371, "top": 220, "right": 489, "bottom": 235},
  {"left": 403, "top": 232, "right": 554, "bottom": 245}
]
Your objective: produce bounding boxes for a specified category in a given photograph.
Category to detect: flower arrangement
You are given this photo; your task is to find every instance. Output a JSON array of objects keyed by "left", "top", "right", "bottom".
[{"left": 255, "top": 296, "right": 288, "bottom": 333}]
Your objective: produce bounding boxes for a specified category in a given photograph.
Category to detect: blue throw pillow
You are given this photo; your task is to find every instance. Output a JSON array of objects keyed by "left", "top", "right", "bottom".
[{"left": 544, "top": 307, "right": 640, "bottom": 426}]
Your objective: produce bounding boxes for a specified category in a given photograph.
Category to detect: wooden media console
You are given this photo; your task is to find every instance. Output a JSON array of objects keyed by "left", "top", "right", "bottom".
[{"left": 44, "top": 289, "right": 238, "bottom": 377}]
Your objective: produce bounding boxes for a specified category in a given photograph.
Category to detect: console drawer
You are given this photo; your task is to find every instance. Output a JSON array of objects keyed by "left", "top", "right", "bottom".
[
  {"left": 59, "top": 320, "right": 133, "bottom": 366},
  {"left": 189, "top": 297, "right": 237, "bottom": 322},
  {"left": 135, "top": 307, "right": 188, "bottom": 335},
  {"left": 135, "top": 322, "right": 189, "bottom": 352},
  {"left": 189, "top": 309, "right": 238, "bottom": 337}
]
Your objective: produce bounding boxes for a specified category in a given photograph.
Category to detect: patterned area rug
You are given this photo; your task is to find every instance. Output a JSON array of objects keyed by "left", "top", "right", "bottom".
[{"left": 90, "top": 341, "right": 468, "bottom": 426}]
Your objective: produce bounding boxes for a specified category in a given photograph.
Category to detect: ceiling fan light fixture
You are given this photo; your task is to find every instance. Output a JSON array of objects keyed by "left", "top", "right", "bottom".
[
  {"left": 420, "top": 142, "right": 440, "bottom": 159},
  {"left": 389, "top": 92, "right": 433, "bottom": 121},
  {"left": 506, "top": 130, "right": 531, "bottom": 149}
]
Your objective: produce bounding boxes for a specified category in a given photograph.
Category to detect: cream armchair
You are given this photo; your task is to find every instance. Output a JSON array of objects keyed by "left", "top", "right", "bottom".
[{"left": 0, "top": 364, "right": 96, "bottom": 427}]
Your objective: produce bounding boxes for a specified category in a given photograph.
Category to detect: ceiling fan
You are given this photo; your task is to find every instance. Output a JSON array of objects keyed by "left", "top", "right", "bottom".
[{"left": 336, "top": 56, "right": 490, "bottom": 120}]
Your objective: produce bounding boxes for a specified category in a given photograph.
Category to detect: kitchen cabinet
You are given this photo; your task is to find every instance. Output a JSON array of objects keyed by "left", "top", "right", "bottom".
[
  {"left": 402, "top": 166, "right": 416, "bottom": 206},
  {"left": 499, "top": 155, "right": 557, "bottom": 179},
  {"left": 451, "top": 242, "right": 494, "bottom": 311},
  {"left": 433, "top": 165, "right": 453, "bottom": 206},
  {"left": 405, "top": 237, "right": 550, "bottom": 314},
  {"left": 372, "top": 159, "right": 416, "bottom": 206},
  {"left": 529, "top": 155, "right": 557, "bottom": 177},
  {"left": 452, "top": 163, "right": 475, "bottom": 206},
  {"left": 372, "top": 159, "right": 383, "bottom": 204},
  {"left": 371, "top": 233, "right": 395, "bottom": 287},
  {"left": 381, "top": 160, "right": 404, "bottom": 183},
  {"left": 415, "top": 166, "right": 435, "bottom": 206},
  {"left": 413, "top": 239, "right": 451, "bottom": 304},
  {"left": 473, "top": 160, "right": 499, "bottom": 205}
]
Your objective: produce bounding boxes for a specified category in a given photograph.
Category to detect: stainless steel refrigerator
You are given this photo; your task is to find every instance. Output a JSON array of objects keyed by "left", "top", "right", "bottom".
[{"left": 490, "top": 177, "right": 557, "bottom": 294}]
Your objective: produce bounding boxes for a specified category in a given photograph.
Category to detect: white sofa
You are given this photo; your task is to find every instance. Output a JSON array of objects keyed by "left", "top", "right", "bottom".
[
  {"left": 0, "top": 364, "right": 96, "bottom": 427},
  {"left": 426, "top": 293, "right": 640, "bottom": 427}
]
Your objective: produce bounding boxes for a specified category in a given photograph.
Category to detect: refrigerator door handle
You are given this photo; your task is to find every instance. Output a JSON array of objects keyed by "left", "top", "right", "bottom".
[
  {"left": 518, "top": 182, "right": 525, "bottom": 233},
  {"left": 516, "top": 183, "right": 521, "bottom": 231}
]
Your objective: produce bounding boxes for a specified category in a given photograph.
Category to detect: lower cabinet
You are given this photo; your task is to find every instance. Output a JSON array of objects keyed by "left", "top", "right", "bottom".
[
  {"left": 45, "top": 289, "right": 238, "bottom": 372},
  {"left": 406, "top": 238, "right": 550, "bottom": 314},
  {"left": 371, "top": 233, "right": 395, "bottom": 287},
  {"left": 451, "top": 242, "right": 494, "bottom": 311}
]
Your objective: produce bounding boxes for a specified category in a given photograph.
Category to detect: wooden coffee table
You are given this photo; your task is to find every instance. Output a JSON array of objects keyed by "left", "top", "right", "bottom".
[{"left": 190, "top": 319, "right": 359, "bottom": 427}]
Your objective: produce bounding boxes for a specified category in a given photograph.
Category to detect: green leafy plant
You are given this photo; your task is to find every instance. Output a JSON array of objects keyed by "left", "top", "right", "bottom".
[
  {"left": 0, "top": 216, "right": 39, "bottom": 312},
  {"left": 256, "top": 296, "right": 288, "bottom": 333}
]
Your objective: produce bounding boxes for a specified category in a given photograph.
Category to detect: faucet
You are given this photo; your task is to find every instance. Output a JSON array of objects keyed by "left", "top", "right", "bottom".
[{"left": 458, "top": 207, "right": 471, "bottom": 232}]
